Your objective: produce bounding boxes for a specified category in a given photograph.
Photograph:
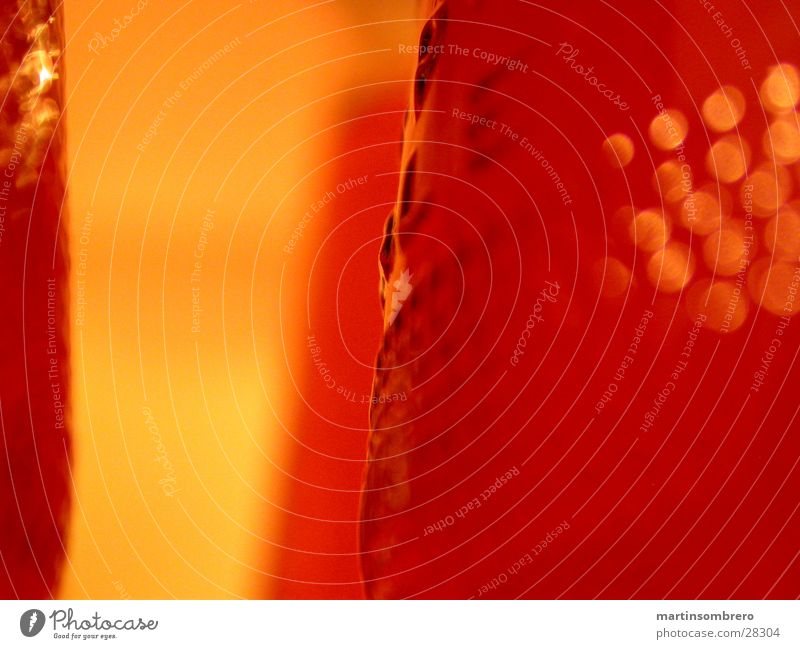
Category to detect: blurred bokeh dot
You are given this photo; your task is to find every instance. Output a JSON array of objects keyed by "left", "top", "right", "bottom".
[
  {"left": 649, "top": 108, "right": 688, "bottom": 150},
  {"left": 630, "top": 209, "right": 671, "bottom": 252},
  {"left": 744, "top": 165, "right": 793, "bottom": 217},
  {"left": 765, "top": 116, "right": 800, "bottom": 164},
  {"left": 602, "top": 133, "right": 635, "bottom": 168},
  {"left": 687, "top": 279, "right": 749, "bottom": 332},
  {"left": 647, "top": 242, "right": 694, "bottom": 293},
  {"left": 702, "top": 86, "right": 746, "bottom": 132},
  {"left": 679, "top": 189, "right": 724, "bottom": 235},
  {"left": 653, "top": 160, "right": 692, "bottom": 203},
  {"left": 703, "top": 222, "right": 748, "bottom": 276},
  {"left": 748, "top": 258, "right": 800, "bottom": 315},
  {"left": 765, "top": 204, "right": 800, "bottom": 260},
  {"left": 760, "top": 63, "right": 800, "bottom": 114},
  {"left": 707, "top": 135, "right": 750, "bottom": 183}
]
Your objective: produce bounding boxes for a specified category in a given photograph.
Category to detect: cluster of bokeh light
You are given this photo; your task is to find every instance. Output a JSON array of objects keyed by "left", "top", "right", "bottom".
[{"left": 600, "top": 64, "right": 800, "bottom": 332}]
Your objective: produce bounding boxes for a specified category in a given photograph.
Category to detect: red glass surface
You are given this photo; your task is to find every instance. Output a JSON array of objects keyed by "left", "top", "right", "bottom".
[
  {"left": 361, "top": 0, "right": 800, "bottom": 599},
  {"left": 0, "top": 1, "right": 70, "bottom": 598}
]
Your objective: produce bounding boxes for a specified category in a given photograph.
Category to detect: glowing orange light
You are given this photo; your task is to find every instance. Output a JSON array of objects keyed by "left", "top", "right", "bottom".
[
  {"left": 764, "top": 116, "right": 800, "bottom": 164},
  {"left": 687, "top": 279, "right": 749, "bottom": 332},
  {"left": 679, "top": 189, "right": 724, "bottom": 235},
  {"left": 764, "top": 203, "right": 800, "bottom": 260},
  {"left": 649, "top": 108, "right": 688, "bottom": 151},
  {"left": 39, "top": 63, "right": 53, "bottom": 86},
  {"left": 760, "top": 63, "right": 800, "bottom": 114},
  {"left": 703, "top": 221, "right": 749, "bottom": 276},
  {"left": 602, "top": 133, "right": 634, "bottom": 168},
  {"left": 653, "top": 160, "right": 692, "bottom": 203},
  {"left": 630, "top": 209, "right": 671, "bottom": 252},
  {"left": 748, "top": 258, "right": 800, "bottom": 315},
  {"left": 707, "top": 135, "right": 750, "bottom": 183},
  {"left": 702, "top": 86, "right": 746, "bottom": 132},
  {"left": 647, "top": 242, "right": 694, "bottom": 293},
  {"left": 742, "top": 165, "right": 793, "bottom": 217}
]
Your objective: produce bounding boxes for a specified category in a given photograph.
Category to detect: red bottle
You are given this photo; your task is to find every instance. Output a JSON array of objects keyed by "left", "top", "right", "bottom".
[
  {"left": 361, "top": 0, "right": 800, "bottom": 598},
  {"left": 0, "top": 1, "right": 70, "bottom": 598}
]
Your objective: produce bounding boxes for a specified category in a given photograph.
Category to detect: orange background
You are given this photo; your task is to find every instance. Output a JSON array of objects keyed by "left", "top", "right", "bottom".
[{"left": 62, "top": 0, "right": 419, "bottom": 598}]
